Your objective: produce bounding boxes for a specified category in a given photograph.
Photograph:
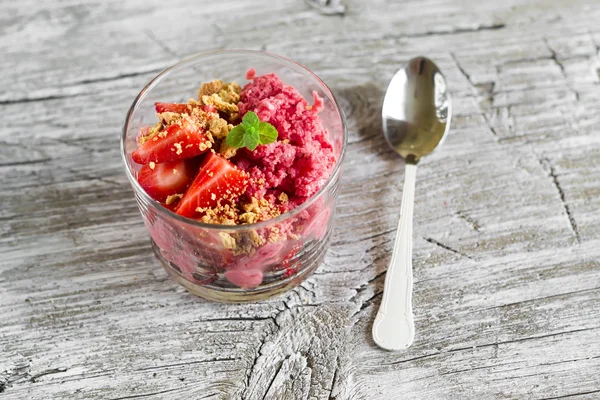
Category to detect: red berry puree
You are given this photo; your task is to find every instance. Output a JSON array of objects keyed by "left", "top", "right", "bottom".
[{"left": 131, "top": 69, "right": 337, "bottom": 289}]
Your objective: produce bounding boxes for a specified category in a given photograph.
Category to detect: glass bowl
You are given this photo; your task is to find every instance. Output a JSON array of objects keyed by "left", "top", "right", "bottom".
[{"left": 121, "top": 50, "right": 347, "bottom": 302}]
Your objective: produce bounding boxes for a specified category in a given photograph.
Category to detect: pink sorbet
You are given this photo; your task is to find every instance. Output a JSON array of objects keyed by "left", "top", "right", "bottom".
[{"left": 234, "top": 72, "right": 337, "bottom": 209}]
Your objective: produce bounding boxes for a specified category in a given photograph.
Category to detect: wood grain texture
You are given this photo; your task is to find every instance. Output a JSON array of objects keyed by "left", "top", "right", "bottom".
[{"left": 1, "top": 0, "right": 600, "bottom": 399}]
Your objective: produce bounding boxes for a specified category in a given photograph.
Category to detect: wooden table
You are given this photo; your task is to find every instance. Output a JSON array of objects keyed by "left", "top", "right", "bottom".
[{"left": 2, "top": 0, "right": 600, "bottom": 398}]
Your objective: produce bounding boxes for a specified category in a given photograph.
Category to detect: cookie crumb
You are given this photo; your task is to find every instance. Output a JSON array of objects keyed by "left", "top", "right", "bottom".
[
  {"left": 139, "top": 122, "right": 163, "bottom": 144},
  {"left": 208, "top": 118, "right": 231, "bottom": 140},
  {"left": 198, "top": 141, "right": 212, "bottom": 152},
  {"left": 165, "top": 194, "right": 183, "bottom": 205},
  {"left": 198, "top": 80, "right": 224, "bottom": 98},
  {"left": 173, "top": 142, "right": 183, "bottom": 155},
  {"left": 158, "top": 112, "right": 183, "bottom": 126},
  {"left": 202, "top": 94, "right": 238, "bottom": 114},
  {"left": 218, "top": 140, "right": 237, "bottom": 159},
  {"left": 219, "top": 232, "right": 236, "bottom": 250}
]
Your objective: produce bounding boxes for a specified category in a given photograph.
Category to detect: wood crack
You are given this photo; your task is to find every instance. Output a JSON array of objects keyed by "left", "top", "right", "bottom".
[
  {"left": 242, "top": 318, "right": 279, "bottom": 399},
  {"left": 144, "top": 30, "right": 179, "bottom": 58},
  {"left": 385, "top": 23, "right": 505, "bottom": 40},
  {"left": 538, "top": 388, "right": 600, "bottom": 400},
  {"left": 326, "top": 356, "right": 340, "bottom": 400},
  {"left": 349, "top": 269, "right": 387, "bottom": 307},
  {"left": 456, "top": 210, "right": 481, "bottom": 232},
  {"left": 384, "top": 352, "right": 440, "bottom": 366},
  {"left": 304, "top": 0, "right": 346, "bottom": 16},
  {"left": 539, "top": 158, "right": 581, "bottom": 243},
  {"left": 423, "top": 237, "right": 473, "bottom": 259},
  {"left": 109, "top": 387, "right": 180, "bottom": 400},
  {"left": 448, "top": 327, "right": 596, "bottom": 353},
  {"left": 510, "top": 355, "right": 600, "bottom": 376},
  {"left": 472, "top": 287, "right": 600, "bottom": 315},
  {"left": 0, "top": 158, "right": 52, "bottom": 167},
  {"left": 73, "top": 68, "right": 164, "bottom": 86},
  {"left": 260, "top": 358, "right": 285, "bottom": 400},
  {"left": 0, "top": 93, "right": 85, "bottom": 105},
  {"left": 1, "top": 69, "right": 162, "bottom": 106},
  {"left": 384, "top": 327, "right": 597, "bottom": 366},
  {"left": 197, "top": 316, "right": 274, "bottom": 323},
  {"left": 66, "top": 168, "right": 122, "bottom": 187},
  {"left": 543, "top": 38, "right": 580, "bottom": 101},
  {"left": 589, "top": 30, "right": 600, "bottom": 53},
  {"left": 352, "top": 291, "right": 384, "bottom": 319},
  {"left": 29, "top": 367, "right": 67, "bottom": 383},
  {"left": 134, "top": 357, "right": 239, "bottom": 372},
  {"left": 331, "top": 227, "right": 395, "bottom": 247},
  {"left": 450, "top": 52, "right": 498, "bottom": 137}
]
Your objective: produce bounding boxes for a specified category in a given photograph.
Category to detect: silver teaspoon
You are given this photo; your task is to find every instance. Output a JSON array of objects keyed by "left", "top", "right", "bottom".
[{"left": 372, "top": 57, "right": 452, "bottom": 351}]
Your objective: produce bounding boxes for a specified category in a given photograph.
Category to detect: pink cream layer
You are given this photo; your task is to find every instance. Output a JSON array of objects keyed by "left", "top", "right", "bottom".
[{"left": 234, "top": 71, "right": 336, "bottom": 210}]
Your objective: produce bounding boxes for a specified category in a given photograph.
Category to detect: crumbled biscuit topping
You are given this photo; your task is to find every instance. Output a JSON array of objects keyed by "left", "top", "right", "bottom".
[
  {"left": 159, "top": 111, "right": 183, "bottom": 126},
  {"left": 191, "top": 195, "right": 283, "bottom": 227},
  {"left": 139, "top": 122, "right": 162, "bottom": 144},
  {"left": 202, "top": 93, "right": 239, "bottom": 114},
  {"left": 173, "top": 142, "right": 183, "bottom": 155},
  {"left": 218, "top": 140, "right": 237, "bottom": 159},
  {"left": 219, "top": 232, "right": 236, "bottom": 250},
  {"left": 208, "top": 118, "right": 231, "bottom": 140},
  {"left": 198, "top": 80, "right": 224, "bottom": 98},
  {"left": 165, "top": 193, "right": 183, "bottom": 205}
]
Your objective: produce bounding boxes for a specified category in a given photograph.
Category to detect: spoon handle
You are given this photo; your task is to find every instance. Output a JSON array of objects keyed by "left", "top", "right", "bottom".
[{"left": 372, "top": 163, "right": 417, "bottom": 351}]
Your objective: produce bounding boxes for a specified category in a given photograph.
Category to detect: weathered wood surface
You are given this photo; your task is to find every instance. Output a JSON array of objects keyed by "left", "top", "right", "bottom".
[{"left": 1, "top": 0, "right": 600, "bottom": 398}]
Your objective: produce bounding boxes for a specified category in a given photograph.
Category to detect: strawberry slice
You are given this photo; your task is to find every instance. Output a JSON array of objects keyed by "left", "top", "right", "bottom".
[
  {"left": 155, "top": 102, "right": 190, "bottom": 114},
  {"left": 137, "top": 159, "right": 198, "bottom": 203},
  {"left": 132, "top": 120, "right": 211, "bottom": 164},
  {"left": 176, "top": 152, "right": 249, "bottom": 217}
]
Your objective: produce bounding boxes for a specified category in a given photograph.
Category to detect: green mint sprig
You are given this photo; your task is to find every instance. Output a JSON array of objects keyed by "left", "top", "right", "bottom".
[{"left": 225, "top": 111, "right": 278, "bottom": 151}]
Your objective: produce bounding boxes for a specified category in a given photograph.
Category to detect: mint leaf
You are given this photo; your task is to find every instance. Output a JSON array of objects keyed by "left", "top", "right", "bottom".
[
  {"left": 244, "top": 129, "right": 260, "bottom": 151},
  {"left": 226, "top": 125, "right": 246, "bottom": 148},
  {"left": 242, "top": 111, "right": 260, "bottom": 127},
  {"left": 225, "top": 111, "right": 279, "bottom": 151},
  {"left": 258, "top": 122, "right": 278, "bottom": 144}
]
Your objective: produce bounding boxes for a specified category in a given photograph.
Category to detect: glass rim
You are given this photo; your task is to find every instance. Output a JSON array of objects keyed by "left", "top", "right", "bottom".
[{"left": 121, "top": 49, "right": 348, "bottom": 232}]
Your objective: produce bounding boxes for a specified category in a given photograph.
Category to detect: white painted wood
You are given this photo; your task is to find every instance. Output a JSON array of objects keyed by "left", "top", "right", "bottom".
[{"left": 1, "top": 0, "right": 600, "bottom": 399}]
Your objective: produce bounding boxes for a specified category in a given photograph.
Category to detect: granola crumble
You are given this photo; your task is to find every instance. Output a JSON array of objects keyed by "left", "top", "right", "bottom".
[
  {"left": 198, "top": 80, "right": 224, "bottom": 98},
  {"left": 202, "top": 93, "right": 239, "bottom": 114},
  {"left": 218, "top": 140, "right": 237, "bottom": 159},
  {"left": 159, "top": 111, "right": 183, "bottom": 126},
  {"left": 278, "top": 192, "right": 289, "bottom": 203},
  {"left": 165, "top": 193, "right": 183, "bottom": 205}
]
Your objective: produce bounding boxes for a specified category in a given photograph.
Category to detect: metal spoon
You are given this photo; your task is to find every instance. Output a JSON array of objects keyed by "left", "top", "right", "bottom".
[{"left": 372, "top": 57, "right": 451, "bottom": 351}]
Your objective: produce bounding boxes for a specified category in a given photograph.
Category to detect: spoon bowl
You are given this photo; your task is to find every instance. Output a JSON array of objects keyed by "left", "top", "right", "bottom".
[
  {"left": 382, "top": 57, "right": 451, "bottom": 161},
  {"left": 372, "top": 57, "right": 451, "bottom": 351}
]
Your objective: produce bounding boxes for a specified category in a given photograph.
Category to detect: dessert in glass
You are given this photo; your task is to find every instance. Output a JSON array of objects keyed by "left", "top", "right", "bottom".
[{"left": 121, "top": 50, "right": 347, "bottom": 302}]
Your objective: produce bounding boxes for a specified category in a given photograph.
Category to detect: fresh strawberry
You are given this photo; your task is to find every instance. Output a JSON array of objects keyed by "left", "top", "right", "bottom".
[
  {"left": 176, "top": 152, "right": 249, "bottom": 217},
  {"left": 132, "top": 120, "right": 211, "bottom": 164},
  {"left": 155, "top": 102, "right": 190, "bottom": 114},
  {"left": 137, "top": 159, "right": 198, "bottom": 203}
]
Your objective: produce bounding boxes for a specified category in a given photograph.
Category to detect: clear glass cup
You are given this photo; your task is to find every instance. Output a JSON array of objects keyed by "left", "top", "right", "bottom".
[{"left": 121, "top": 50, "right": 347, "bottom": 302}]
